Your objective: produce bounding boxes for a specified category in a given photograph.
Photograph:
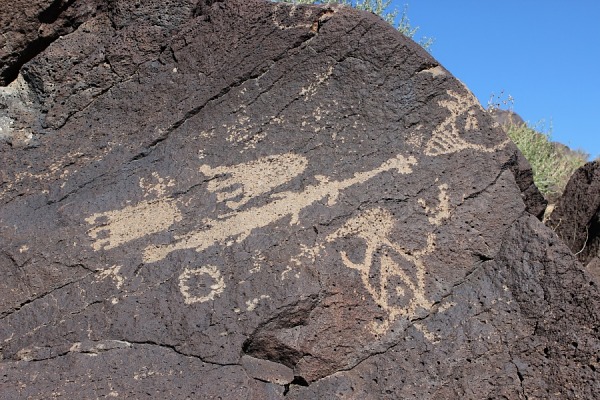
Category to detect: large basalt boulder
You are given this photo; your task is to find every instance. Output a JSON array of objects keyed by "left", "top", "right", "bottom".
[
  {"left": 1, "top": 1, "right": 597, "bottom": 398},
  {"left": 0, "top": 0, "right": 102, "bottom": 86},
  {"left": 546, "top": 161, "right": 600, "bottom": 267}
]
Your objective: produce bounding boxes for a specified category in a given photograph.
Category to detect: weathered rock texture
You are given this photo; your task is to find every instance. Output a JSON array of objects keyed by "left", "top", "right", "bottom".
[
  {"left": 546, "top": 161, "right": 600, "bottom": 267},
  {"left": 490, "top": 108, "right": 525, "bottom": 127},
  {"left": 0, "top": 0, "right": 102, "bottom": 86},
  {"left": 1, "top": 1, "right": 597, "bottom": 398}
]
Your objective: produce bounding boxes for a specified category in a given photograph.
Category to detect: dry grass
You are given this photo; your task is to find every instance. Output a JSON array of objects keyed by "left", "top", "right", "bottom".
[{"left": 505, "top": 123, "right": 588, "bottom": 202}]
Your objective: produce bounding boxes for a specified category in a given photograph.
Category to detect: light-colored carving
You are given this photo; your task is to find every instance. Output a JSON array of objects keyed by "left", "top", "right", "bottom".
[
  {"left": 418, "top": 183, "right": 450, "bottom": 226},
  {"left": 414, "top": 322, "right": 439, "bottom": 343},
  {"left": 272, "top": 4, "right": 313, "bottom": 31},
  {"left": 199, "top": 153, "right": 308, "bottom": 211},
  {"left": 86, "top": 199, "right": 182, "bottom": 251},
  {"left": 323, "top": 184, "right": 451, "bottom": 335},
  {"left": 139, "top": 172, "right": 175, "bottom": 198},
  {"left": 246, "top": 295, "right": 270, "bottom": 311},
  {"left": 300, "top": 65, "right": 334, "bottom": 100},
  {"left": 288, "top": 243, "right": 322, "bottom": 279},
  {"left": 97, "top": 265, "right": 124, "bottom": 289},
  {"left": 218, "top": 111, "right": 285, "bottom": 151},
  {"left": 325, "top": 208, "right": 436, "bottom": 334},
  {"left": 249, "top": 252, "right": 266, "bottom": 274},
  {"left": 425, "top": 90, "right": 510, "bottom": 156},
  {"left": 1, "top": 150, "right": 108, "bottom": 199},
  {"left": 271, "top": 4, "right": 337, "bottom": 32},
  {"left": 178, "top": 265, "right": 225, "bottom": 305},
  {"left": 405, "top": 131, "right": 424, "bottom": 148},
  {"left": 143, "top": 154, "right": 417, "bottom": 263}
]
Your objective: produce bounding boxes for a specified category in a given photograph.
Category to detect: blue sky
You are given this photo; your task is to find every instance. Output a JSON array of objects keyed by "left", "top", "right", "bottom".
[{"left": 392, "top": 0, "right": 599, "bottom": 159}]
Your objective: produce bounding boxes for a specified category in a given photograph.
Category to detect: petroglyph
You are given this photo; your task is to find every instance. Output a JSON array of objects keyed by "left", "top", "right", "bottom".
[
  {"left": 425, "top": 90, "right": 510, "bottom": 156},
  {"left": 199, "top": 153, "right": 308, "bottom": 211},
  {"left": 418, "top": 183, "right": 450, "bottom": 226},
  {"left": 139, "top": 172, "right": 175, "bottom": 198},
  {"left": 178, "top": 265, "right": 225, "bottom": 305},
  {"left": 86, "top": 199, "right": 182, "bottom": 251},
  {"left": 97, "top": 265, "right": 125, "bottom": 289},
  {"left": 300, "top": 65, "right": 334, "bottom": 100},
  {"left": 1, "top": 151, "right": 105, "bottom": 198},
  {"left": 218, "top": 111, "right": 284, "bottom": 151},
  {"left": 271, "top": 3, "right": 337, "bottom": 33},
  {"left": 438, "top": 301, "right": 456, "bottom": 313},
  {"left": 405, "top": 130, "right": 424, "bottom": 149},
  {"left": 286, "top": 243, "right": 322, "bottom": 279},
  {"left": 246, "top": 295, "right": 270, "bottom": 311},
  {"left": 414, "top": 322, "right": 439, "bottom": 343},
  {"left": 325, "top": 208, "right": 433, "bottom": 334},
  {"left": 143, "top": 153, "right": 417, "bottom": 263},
  {"left": 324, "top": 185, "right": 451, "bottom": 335},
  {"left": 272, "top": 4, "right": 313, "bottom": 31}
]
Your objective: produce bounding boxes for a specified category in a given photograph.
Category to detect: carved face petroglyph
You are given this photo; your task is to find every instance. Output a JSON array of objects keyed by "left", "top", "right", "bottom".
[
  {"left": 425, "top": 90, "right": 510, "bottom": 156},
  {"left": 321, "top": 183, "right": 450, "bottom": 335}
]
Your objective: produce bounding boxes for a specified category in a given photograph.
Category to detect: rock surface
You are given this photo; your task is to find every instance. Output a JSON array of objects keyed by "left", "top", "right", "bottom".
[
  {"left": 1, "top": 1, "right": 597, "bottom": 398},
  {"left": 546, "top": 161, "right": 600, "bottom": 266},
  {"left": 0, "top": 0, "right": 101, "bottom": 86},
  {"left": 490, "top": 108, "right": 526, "bottom": 127}
]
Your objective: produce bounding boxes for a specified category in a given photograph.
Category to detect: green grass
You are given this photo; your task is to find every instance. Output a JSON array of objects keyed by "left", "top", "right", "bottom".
[{"left": 505, "top": 122, "right": 588, "bottom": 201}]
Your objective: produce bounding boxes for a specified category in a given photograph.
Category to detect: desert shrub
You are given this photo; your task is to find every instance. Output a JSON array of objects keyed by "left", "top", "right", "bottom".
[
  {"left": 271, "top": 0, "right": 433, "bottom": 49},
  {"left": 505, "top": 122, "right": 588, "bottom": 201},
  {"left": 488, "top": 92, "right": 588, "bottom": 201}
]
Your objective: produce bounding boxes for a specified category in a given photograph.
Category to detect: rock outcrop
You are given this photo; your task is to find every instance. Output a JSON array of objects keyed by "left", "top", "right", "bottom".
[
  {"left": 0, "top": 0, "right": 102, "bottom": 86},
  {"left": 1, "top": 1, "right": 597, "bottom": 398},
  {"left": 546, "top": 161, "right": 600, "bottom": 270},
  {"left": 490, "top": 108, "right": 525, "bottom": 127}
]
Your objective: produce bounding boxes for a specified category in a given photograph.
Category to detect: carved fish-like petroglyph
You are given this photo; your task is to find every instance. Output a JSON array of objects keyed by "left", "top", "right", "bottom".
[
  {"left": 323, "top": 184, "right": 451, "bottom": 335},
  {"left": 199, "top": 153, "right": 308, "bottom": 211},
  {"left": 84, "top": 153, "right": 418, "bottom": 309},
  {"left": 143, "top": 154, "right": 417, "bottom": 263},
  {"left": 86, "top": 199, "right": 182, "bottom": 251},
  {"left": 425, "top": 90, "right": 510, "bottom": 156}
]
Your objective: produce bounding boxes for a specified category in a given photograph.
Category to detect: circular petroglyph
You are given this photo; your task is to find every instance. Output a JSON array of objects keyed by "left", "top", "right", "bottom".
[{"left": 178, "top": 265, "right": 225, "bottom": 305}]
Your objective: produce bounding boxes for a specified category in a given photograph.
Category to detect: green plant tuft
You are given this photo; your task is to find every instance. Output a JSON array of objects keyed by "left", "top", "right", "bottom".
[
  {"left": 504, "top": 122, "right": 588, "bottom": 201},
  {"left": 488, "top": 92, "right": 588, "bottom": 201}
]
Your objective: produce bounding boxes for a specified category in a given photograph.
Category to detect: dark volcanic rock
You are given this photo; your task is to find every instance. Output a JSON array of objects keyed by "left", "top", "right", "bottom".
[
  {"left": 546, "top": 161, "right": 600, "bottom": 266},
  {"left": 509, "top": 148, "right": 548, "bottom": 219},
  {"left": 490, "top": 108, "right": 526, "bottom": 127},
  {"left": 1, "top": 1, "right": 597, "bottom": 398},
  {"left": 0, "top": 0, "right": 101, "bottom": 86}
]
